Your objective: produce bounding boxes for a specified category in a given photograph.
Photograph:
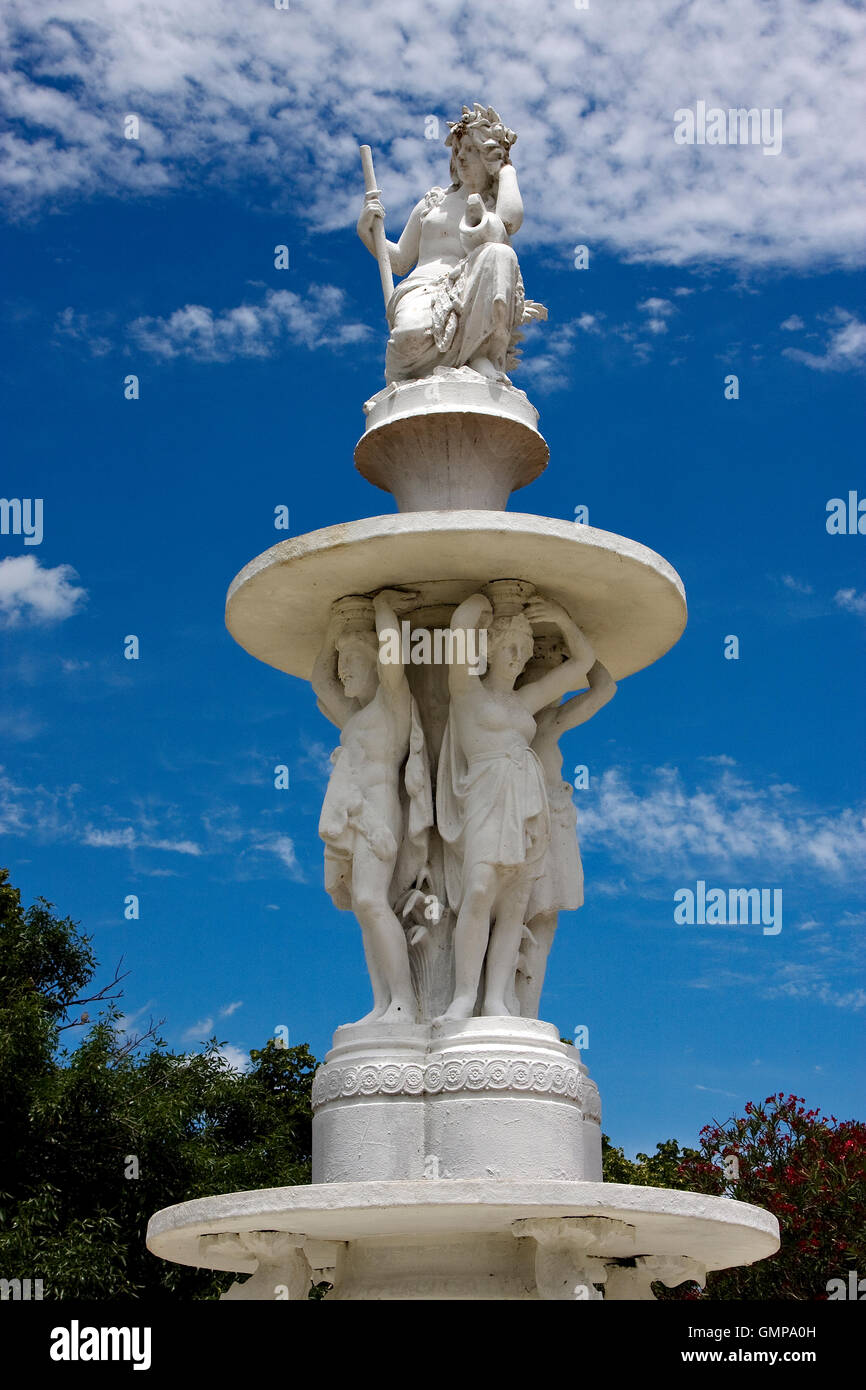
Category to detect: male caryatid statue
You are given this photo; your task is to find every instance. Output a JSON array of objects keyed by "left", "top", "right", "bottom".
[
  {"left": 435, "top": 591, "right": 595, "bottom": 1020},
  {"left": 514, "top": 616, "right": 617, "bottom": 1018},
  {"left": 357, "top": 103, "right": 546, "bottom": 384},
  {"left": 313, "top": 590, "right": 433, "bottom": 1024}
]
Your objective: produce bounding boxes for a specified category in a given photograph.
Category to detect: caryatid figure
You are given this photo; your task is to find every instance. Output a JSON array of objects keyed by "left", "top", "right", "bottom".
[
  {"left": 514, "top": 606, "right": 617, "bottom": 1018},
  {"left": 313, "top": 590, "right": 432, "bottom": 1024},
  {"left": 436, "top": 590, "right": 595, "bottom": 1020},
  {"left": 357, "top": 103, "right": 546, "bottom": 384}
]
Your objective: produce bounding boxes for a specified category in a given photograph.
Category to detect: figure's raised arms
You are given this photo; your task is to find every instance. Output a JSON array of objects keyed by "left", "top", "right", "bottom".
[
  {"left": 311, "top": 614, "right": 358, "bottom": 730},
  {"left": 373, "top": 588, "right": 418, "bottom": 693},
  {"left": 517, "top": 597, "right": 596, "bottom": 715},
  {"left": 552, "top": 660, "right": 617, "bottom": 735},
  {"left": 447, "top": 592, "right": 493, "bottom": 692}
]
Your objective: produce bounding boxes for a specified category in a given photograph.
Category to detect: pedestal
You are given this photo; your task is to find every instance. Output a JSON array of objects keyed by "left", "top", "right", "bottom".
[
  {"left": 355, "top": 372, "right": 549, "bottom": 510},
  {"left": 312, "top": 1017, "right": 602, "bottom": 1183}
]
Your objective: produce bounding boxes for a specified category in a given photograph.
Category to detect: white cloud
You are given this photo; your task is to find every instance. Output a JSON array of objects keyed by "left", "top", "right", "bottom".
[
  {"left": 760, "top": 963, "right": 866, "bottom": 1011},
  {"left": 219, "top": 1000, "right": 243, "bottom": 1017},
  {"left": 55, "top": 306, "right": 112, "bottom": 356},
  {"left": 127, "top": 285, "right": 369, "bottom": 363},
  {"left": 637, "top": 297, "right": 676, "bottom": 335},
  {"left": 779, "top": 574, "right": 814, "bottom": 595},
  {"left": 217, "top": 1044, "right": 250, "bottom": 1073},
  {"left": 260, "top": 833, "right": 304, "bottom": 880},
  {"left": 780, "top": 314, "right": 805, "bottom": 331},
  {"left": 579, "top": 765, "right": 866, "bottom": 878},
  {"left": 516, "top": 315, "right": 606, "bottom": 392},
  {"left": 182, "top": 1016, "right": 214, "bottom": 1040},
  {"left": 82, "top": 825, "right": 202, "bottom": 854},
  {"left": 783, "top": 310, "right": 866, "bottom": 372},
  {"left": 835, "top": 587, "right": 866, "bottom": 617},
  {"left": 83, "top": 826, "right": 136, "bottom": 849},
  {"left": 0, "top": 555, "right": 86, "bottom": 627},
  {"left": 2, "top": 1, "right": 865, "bottom": 269}
]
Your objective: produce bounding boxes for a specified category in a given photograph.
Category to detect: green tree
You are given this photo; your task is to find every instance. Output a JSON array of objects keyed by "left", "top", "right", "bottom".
[
  {"left": 602, "top": 1134, "right": 702, "bottom": 1189},
  {"left": 0, "top": 869, "right": 316, "bottom": 1299}
]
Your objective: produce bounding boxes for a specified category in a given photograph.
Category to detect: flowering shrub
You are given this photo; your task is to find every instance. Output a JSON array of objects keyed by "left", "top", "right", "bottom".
[{"left": 661, "top": 1093, "right": 866, "bottom": 1300}]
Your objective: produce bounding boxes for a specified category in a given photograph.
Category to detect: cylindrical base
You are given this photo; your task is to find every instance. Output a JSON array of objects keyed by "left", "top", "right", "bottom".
[{"left": 311, "top": 1017, "right": 602, "bottom": 1184}]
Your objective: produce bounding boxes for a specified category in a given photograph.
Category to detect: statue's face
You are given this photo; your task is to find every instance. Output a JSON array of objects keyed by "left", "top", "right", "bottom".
[
  {"left": 489, "top": 630, "right": 533, "bottom": 681},
  {"left": 337, "top": 640, "right": 376, "bottom": 698},
  {"left": 453, "top": 135, "right": 489, "bottom": 192}
]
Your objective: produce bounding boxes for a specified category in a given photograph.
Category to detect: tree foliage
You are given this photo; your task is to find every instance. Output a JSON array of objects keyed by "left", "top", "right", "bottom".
[
  {"left": 603, "top": 1095, "right": 866, "bottom": 1300},
  {"left": 0, "top": 869, "right": 315, "bottom": 1299}
]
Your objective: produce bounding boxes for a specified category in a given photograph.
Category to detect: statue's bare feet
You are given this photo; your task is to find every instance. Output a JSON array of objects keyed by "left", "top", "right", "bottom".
[
  {"left": 351, "top": 1003, "right": 387, "bottom": 1026},
  {"left": 380, "top": 999, "right": 416, "bottom": 1023},
  {"left": 437, "top": 994, "right": 475, "bottom": 1022}
]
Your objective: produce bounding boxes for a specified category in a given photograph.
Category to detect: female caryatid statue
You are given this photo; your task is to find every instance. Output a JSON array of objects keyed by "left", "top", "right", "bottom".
[
  {"left": 357, "top": 103, "right": 546, "bottom": 384},
  {"left": 436, "top": 593, "right": 594, "bottom": 1020}
]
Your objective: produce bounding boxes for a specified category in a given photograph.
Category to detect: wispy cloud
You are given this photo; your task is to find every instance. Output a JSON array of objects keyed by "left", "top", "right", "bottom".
[
  {"left": 779, "top": 574, "right": 814, "bottom": 596},
  {"left": 579, "top": 765, "right": 866, "bottom": 879},
  {"left": 834, "top": 588, "right": 866, "bottom": 618},
  {"left": 83, "top": 825, "right": 202, "bottom": 855},
  {"left": 783, "top": 310, "right": 866, "bottom": 373},
  {"left": 127, "top": 286, "right": 369, "bottom": 363},
  {"left": 182, "top": 1016, "right": 214, "bottom": 1040},
  {"left": 259, "top": 833, "right": 305, "bottom": 881},
  {"left": 55, "top": 306, "right": 112, "bottom": 356}
]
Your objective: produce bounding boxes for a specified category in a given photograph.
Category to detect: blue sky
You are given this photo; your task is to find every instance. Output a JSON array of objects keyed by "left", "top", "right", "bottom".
[{"left": 1, "top": 0, "right": 864, "bottom": 1157}]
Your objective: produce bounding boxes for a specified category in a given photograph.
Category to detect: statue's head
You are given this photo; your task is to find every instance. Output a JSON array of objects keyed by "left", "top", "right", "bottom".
[
  {"left": 486, "top": 612, "right": 534, "bottom": 682},
  {"left": 445, "top": 103, "right": 516, "bottom": 191},
  {"left": 518, "top": 634, "right": 568, "bottom": 688},
  {"left": 336, "top": 630, "right": 378, "bottom": 699}
]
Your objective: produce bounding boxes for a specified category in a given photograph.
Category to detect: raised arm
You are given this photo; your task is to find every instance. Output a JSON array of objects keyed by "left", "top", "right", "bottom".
[
  {"left": 311, "top": 618, "right": 356, "bottom": 730},
  {"left": 552, "top": 661, "right": 617, "bottom": 734},
  {"left": 373, "top": 588, "right": 417, "bottom": 695},
  {"left": 517, "top": 597, "right": 597, "bottom": 715},
  {"left": 448, "top": 592, "right": 492, "bottom": 694},
  {"left": 494, "top": 162, "right": 523, "bottom": 236},
  {"left": 357, "top": 196, "right": 424, "bottom": 278}
]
